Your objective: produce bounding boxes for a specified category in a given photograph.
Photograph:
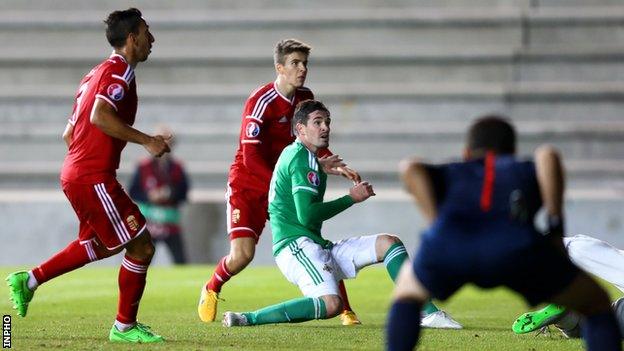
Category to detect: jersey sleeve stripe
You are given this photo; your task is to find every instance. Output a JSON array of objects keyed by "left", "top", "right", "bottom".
[
  {"left": 250, "top": 89, "right": 275, "bottom": 117},
  {"left": 250, "top": 89, "right": 278, "bottom": 120},
  {"left": 95, "top": 94, "right": 118, "bottom": 111},
  {"left": 256, "top": 93, "right": 277, "bottom": 119},
  {"left": 245, "top": 115, "right": 264, "bottom": 123},
  {"left": 241, "top": 140, "right": 261, "bottom": 144},
  {"left": 111, "top": 74, "right": 130, "bottom": 87},
  {"left": 293, "top": 186, "right": 318, "bottom": 194},
  {"left": 307, "top": 151, "right": 318, "bottom": 171},
  {"left": 121, "top": 65, "right": 135, "bottom": 83}
]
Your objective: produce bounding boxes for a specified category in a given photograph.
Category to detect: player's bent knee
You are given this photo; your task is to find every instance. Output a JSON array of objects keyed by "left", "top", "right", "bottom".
[
  {"left": 125, "top": 232, "right": 156, "bottom": 261},
  {"left": 230, "top": 246, "right": 255, "bottom": 266},
  {"left": 320, "top": 294, "right": 343, "bottom": 318},
  {"left": 375, "top": 233, "right": 403, "bottom": 261}
]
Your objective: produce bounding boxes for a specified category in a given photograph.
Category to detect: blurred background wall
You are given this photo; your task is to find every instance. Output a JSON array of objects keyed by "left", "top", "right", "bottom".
[{"left": 1, "top": 0, "right": 623, "bottom": 265}]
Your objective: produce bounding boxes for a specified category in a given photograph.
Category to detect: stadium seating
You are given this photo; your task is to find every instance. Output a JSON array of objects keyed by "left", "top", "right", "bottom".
[
  {"left": 0, "top": 0, "right": 623, "bottom": 190},
  {"left": 1, "top": 0, "right": 623, "bottom": 263}
]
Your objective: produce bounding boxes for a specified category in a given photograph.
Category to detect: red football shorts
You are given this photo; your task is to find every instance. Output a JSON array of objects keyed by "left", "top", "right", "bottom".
[
  {"left": 62, "top": 178, "right": 147, "bottom": 250},
  {"left": 226, "top": 184, "right": 268, "bottom": 242}
]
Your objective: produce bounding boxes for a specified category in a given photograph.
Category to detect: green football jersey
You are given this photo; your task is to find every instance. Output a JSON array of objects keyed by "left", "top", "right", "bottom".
[{"left": 269, "top": 141, "right": 330, "bottom": 255}]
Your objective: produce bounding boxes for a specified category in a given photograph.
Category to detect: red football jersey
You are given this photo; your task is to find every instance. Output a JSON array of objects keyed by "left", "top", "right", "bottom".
[
  {"left": 61, "top": 53, "right": 138, "bottom": 184},
  {"left": 228, "top": 81, "right": 315, "bottom": 192}
]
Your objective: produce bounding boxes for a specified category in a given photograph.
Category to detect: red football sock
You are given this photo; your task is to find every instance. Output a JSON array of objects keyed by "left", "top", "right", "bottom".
[
  {"left": 32, "top": 239, "right": 98, "bottom": 285},
  {"left": 116, "top": 255, "right": 149, "bottom": 324},
  {"left": 206, "top": 256, "right": 233, "bottom": 293},
  {"left": 338, "top": 280, "right": 353, "bottom": 311}
]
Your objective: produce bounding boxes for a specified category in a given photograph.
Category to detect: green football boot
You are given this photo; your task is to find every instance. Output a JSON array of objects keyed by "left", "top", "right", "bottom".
[
  {"left": 109, "top": 323, "right": 164, "bottom": 343},
  {"left": 6, "top": 271, "right": 35, "bottom": 317},
  {"left": 512, "top": 304, "right": 567, "bottom": 334}
]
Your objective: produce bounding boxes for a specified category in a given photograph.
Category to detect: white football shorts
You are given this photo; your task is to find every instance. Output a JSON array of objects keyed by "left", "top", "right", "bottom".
[{"left": 275, "top": 235, "right": 379, "bottom": 297}]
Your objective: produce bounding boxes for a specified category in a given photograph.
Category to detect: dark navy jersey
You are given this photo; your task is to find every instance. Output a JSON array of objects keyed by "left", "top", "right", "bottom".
[
  {"left": 425, "top": 155, "right": 542, "bottom": 246},
  {"left": 413, "top": 154, "right": 578, "bottom": 304}
]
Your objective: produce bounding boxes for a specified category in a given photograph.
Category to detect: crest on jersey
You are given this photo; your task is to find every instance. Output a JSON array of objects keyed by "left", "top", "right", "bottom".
[
  {"left": 246, "top": 122, "right": 260, "bottom": 138},
  {"left": 126, "top": 215, "right": 139, "bottom": 231},
  {"left": 107, "top": 83, "right": 125, "bottom": 101},
  {"left": 307, "top": 171, "right": 320, "bottom": 186}
]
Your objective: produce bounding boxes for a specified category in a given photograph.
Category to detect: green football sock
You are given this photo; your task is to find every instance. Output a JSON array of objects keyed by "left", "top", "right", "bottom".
[
  {"left": 383, "top": 242, "right": 409, "bottom": 282},
  {"left": 421, "top": 299, "right": 440, "bottom": 315},
  {"left": 381, "top": 242, "right": 439, "bottom": 315},
  {"left": 244, "top": 297, "right": 327, "bottom": 325}
]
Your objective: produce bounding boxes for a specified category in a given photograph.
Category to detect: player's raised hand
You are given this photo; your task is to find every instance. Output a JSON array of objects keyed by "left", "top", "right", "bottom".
[
  {"left": 144, "top": 134, "right": 171, "bottom": 157},
  {"left": 318, "top": 154, "right": 346, "bottom": 176},
  {"left": 349, "top": 181, "right": 376, "bottom": 203},
  {"left": 336, "top": 165, "right": 362, "bottom": 184}
]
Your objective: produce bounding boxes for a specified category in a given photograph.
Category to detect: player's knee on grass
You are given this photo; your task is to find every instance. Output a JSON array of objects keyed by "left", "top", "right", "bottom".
[
  {"left": 375, "top": 233, "right": 402, "bottom": 261},
  {"left": 321, "top": 294, "right": 343, "bottom": 318},
  {"left": 125, "top": 231, "right": 156, "bottom": 262}
]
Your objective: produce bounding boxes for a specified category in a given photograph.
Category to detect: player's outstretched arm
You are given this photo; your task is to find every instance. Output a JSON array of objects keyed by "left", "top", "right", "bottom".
[
  {"left": 535, "top": 145, "right": 565, "bottom": 236},
  {"left": 399, "top": 158, "right": 437, "bottom": 225},
  {"left": 90, "top": 98, "right": 171, "bottom": 157}
]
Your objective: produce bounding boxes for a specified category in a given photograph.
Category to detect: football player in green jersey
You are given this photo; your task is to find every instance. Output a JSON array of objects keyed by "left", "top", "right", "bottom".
[{"left": 222, "top": 100, "right": 459, "bottom": 328}]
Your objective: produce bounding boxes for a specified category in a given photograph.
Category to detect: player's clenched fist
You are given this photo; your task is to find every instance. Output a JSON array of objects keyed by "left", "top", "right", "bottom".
[
  {"left": 144, "top": 134, "right": 172, "bottom": 157},
  {"left": 349, "top": 181, "right": 375, "bottom": 203}
]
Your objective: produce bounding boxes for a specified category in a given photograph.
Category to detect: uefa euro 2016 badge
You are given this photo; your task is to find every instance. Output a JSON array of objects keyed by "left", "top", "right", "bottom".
[
  {"left": 126, "top": 215, "right": 139, "bottom": 231},
  {"left": 307, "top": 171, "right": 320, "bottom": 186},
  {"left": 245, "top": 122, "right": 260, "bottom": 138},
  {"left": 232, "top": 209, "right": 241, "bottom": 224},
  {"left": 107, "top": 83, "right": 125, "bottom": 101}
]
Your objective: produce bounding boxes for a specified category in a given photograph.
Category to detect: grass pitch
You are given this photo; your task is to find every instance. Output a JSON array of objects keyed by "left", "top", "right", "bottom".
[{"left": 1, "top": 265, "right": 618, "bottom": 350}]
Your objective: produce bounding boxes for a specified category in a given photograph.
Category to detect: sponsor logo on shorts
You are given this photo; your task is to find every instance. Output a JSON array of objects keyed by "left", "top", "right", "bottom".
[
  {"left": 107, "top": 83, "right": 125, "bottom": 101},
  {"left": 322, "top": 264, "right": 333, "bottom": 273},
  {"left": 232, "top": 209, "right": 240, "bottom": 224},
  {"left": 126, "top": 215, "right": 139, "bottom": 231},
  {"left": 3, "top": 315, "right": 11, "bottom": 348},
  {"left": 307, "top": 171, "right": 320, "bottom": 186},
  {"left": 245, "top": 122, "right": 260, "bottom": 138}
]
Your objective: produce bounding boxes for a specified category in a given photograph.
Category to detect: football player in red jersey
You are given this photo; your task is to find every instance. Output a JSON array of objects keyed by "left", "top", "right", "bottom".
[
  {"left": 198, "top": 39, "right": 364, "bottom": 325},
  {"left": 6, "top": 8, "right": 168, "bottom": 343}
]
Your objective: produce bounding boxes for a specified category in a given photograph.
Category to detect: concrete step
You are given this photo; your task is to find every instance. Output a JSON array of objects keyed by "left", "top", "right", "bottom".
[
  {"left": 2, "top": 7, "right": 624, "bottom": 52},
  {"left": 0, "top": 0, "right": 533, "bottom": 11},
  {"left": 0, "top": 157, "right": 622, "bottom": 190},
  {"left": 4, "top": 46, "right": 624, "bottom": 86},
  {"left": 4, "top": 81, "right": 624, "bottom": 100},
  {"left": 0, "top": 8, "right": 526, "bottom": 51},
  {"left": 529, "top": 7, "right": 624, "bottom": 46},
  {"left": 2, "top": 82, "right": 624, "bottom": 123},
  {"left": 2, "top": 121, "right": 623, "bottom": 167}
]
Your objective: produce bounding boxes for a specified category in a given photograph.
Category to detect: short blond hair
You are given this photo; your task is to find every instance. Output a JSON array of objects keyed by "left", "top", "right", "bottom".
[{"left": 274, "top": 39, "right": 311, "bottom": 65}]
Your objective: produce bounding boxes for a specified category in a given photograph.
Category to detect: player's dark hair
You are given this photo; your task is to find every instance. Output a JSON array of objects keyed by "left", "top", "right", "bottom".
[
  {"left": 467, "top": 115, "right": 516, "bottom": 154},
  {"left": 293, "top": 100, "right": 330, "bottom": 131},
  {"left": 274, "top": 39, "right": 311, "bottom": 65},
  {"left": 104, "top": 8, "right": 144, "bottom": 48}
]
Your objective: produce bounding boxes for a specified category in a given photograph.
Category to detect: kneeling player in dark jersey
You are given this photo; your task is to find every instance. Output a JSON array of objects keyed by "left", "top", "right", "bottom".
[{"left": 385, "top": 116, "right": 621, "bottom": 351}]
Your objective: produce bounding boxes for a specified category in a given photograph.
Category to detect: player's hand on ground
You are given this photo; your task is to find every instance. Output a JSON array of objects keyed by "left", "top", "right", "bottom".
[
  {"left": 349, "top": 181, "right": 376, "bottom": 203},
  {"left": 318, "top": 154, "right": 346, "bottom": 176},
  {"left": 336, "top": 166, "right": 362, "bottom": 184},
  {"left": 144, "top": 134, "right": 172, "bottom": 157}
]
